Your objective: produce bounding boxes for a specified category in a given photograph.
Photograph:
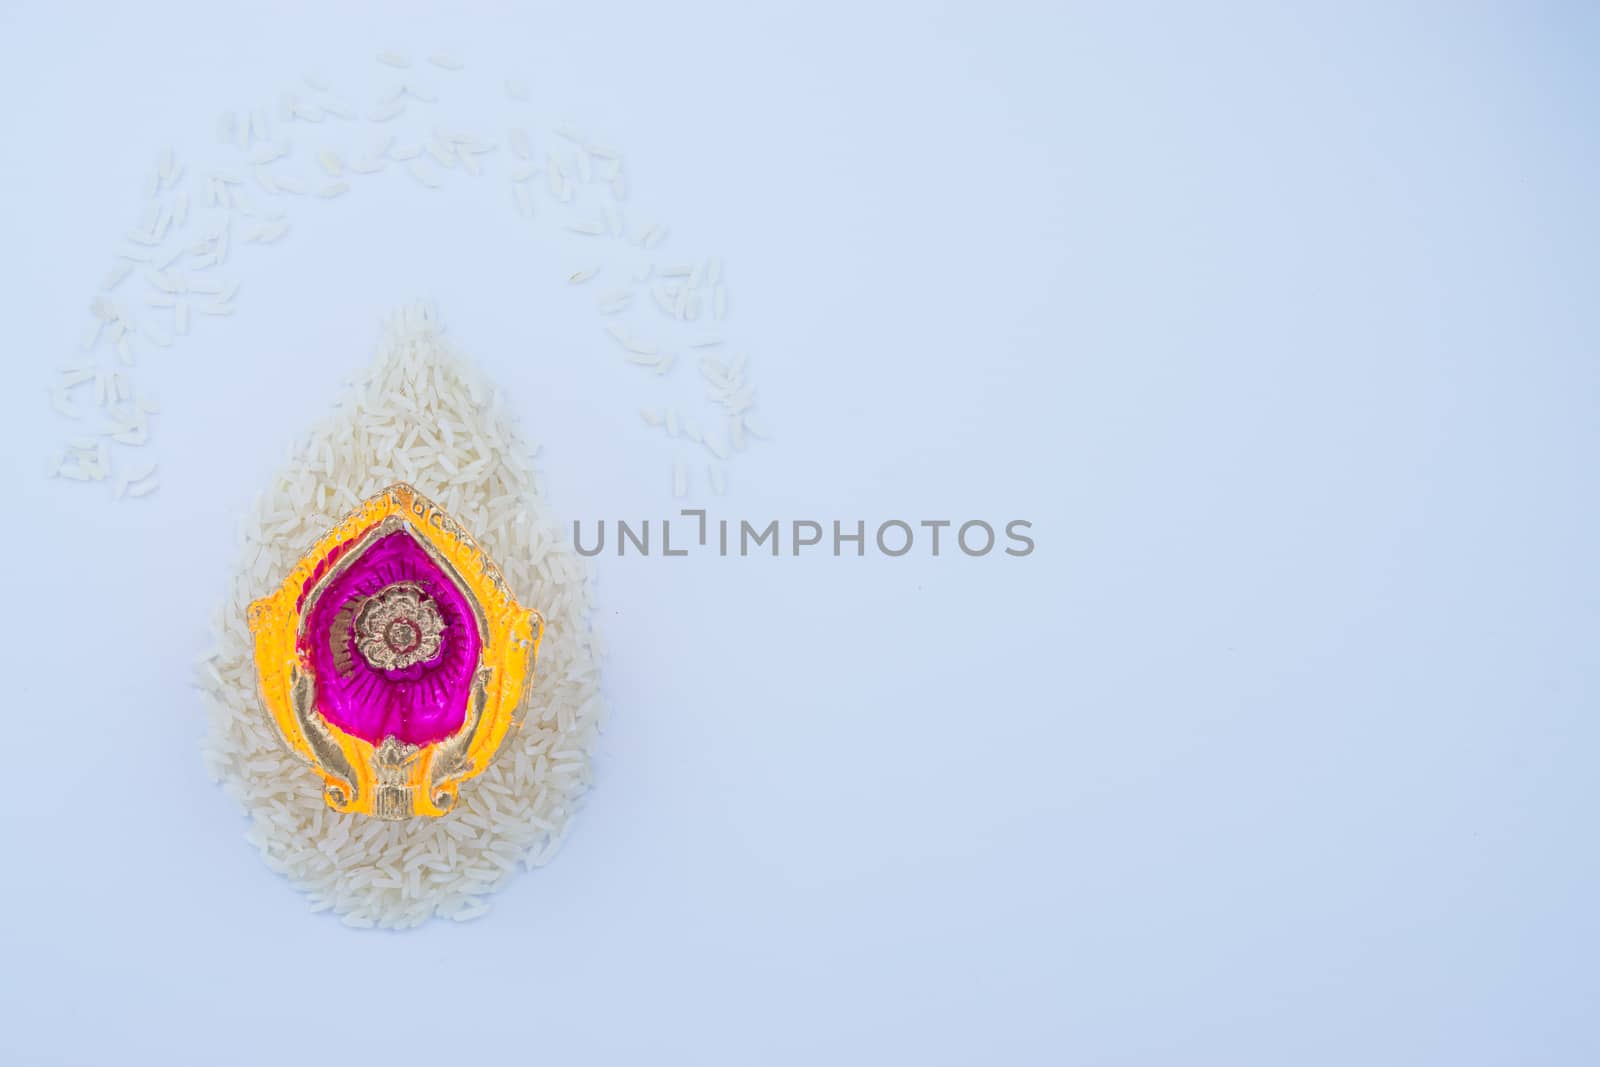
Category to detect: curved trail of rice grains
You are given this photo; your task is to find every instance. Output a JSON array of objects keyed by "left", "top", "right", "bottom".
[{"left": 196, "top": 301, "right": 605, "bottom": 928}]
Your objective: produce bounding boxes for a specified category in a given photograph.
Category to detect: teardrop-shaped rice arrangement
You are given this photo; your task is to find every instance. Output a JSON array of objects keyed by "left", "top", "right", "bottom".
[{"left": 197, "top": 301, "right": 605, "bottom": 928}]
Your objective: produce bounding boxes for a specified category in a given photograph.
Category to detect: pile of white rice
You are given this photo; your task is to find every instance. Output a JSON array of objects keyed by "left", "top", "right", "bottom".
[{"left": 196, "top": 301, "right": 604, "bottom": 928}]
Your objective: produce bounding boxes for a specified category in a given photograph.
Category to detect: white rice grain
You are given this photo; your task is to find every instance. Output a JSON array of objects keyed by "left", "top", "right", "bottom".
[
  {"left": 49, "top": 389, "right": 79, "bottom": 419},
  {"left": 596, "top": 290, "right": 631, "bottom": 315},
  {"left": 426, "top": 140, "right": 455, "bottom": 168},
  {"left": 407, "top": 160, "right": 442, "bottom": 189}
]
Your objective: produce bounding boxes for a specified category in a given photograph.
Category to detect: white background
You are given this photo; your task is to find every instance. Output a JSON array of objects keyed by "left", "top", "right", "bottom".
[{"left": 1, "top": 2, "right": 1597, "bottom": 1064}]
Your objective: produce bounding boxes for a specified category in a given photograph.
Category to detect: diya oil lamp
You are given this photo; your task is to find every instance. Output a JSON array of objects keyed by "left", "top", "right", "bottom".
[{"left": 248, "top": 482, "right": 541, "bottom": 819}]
